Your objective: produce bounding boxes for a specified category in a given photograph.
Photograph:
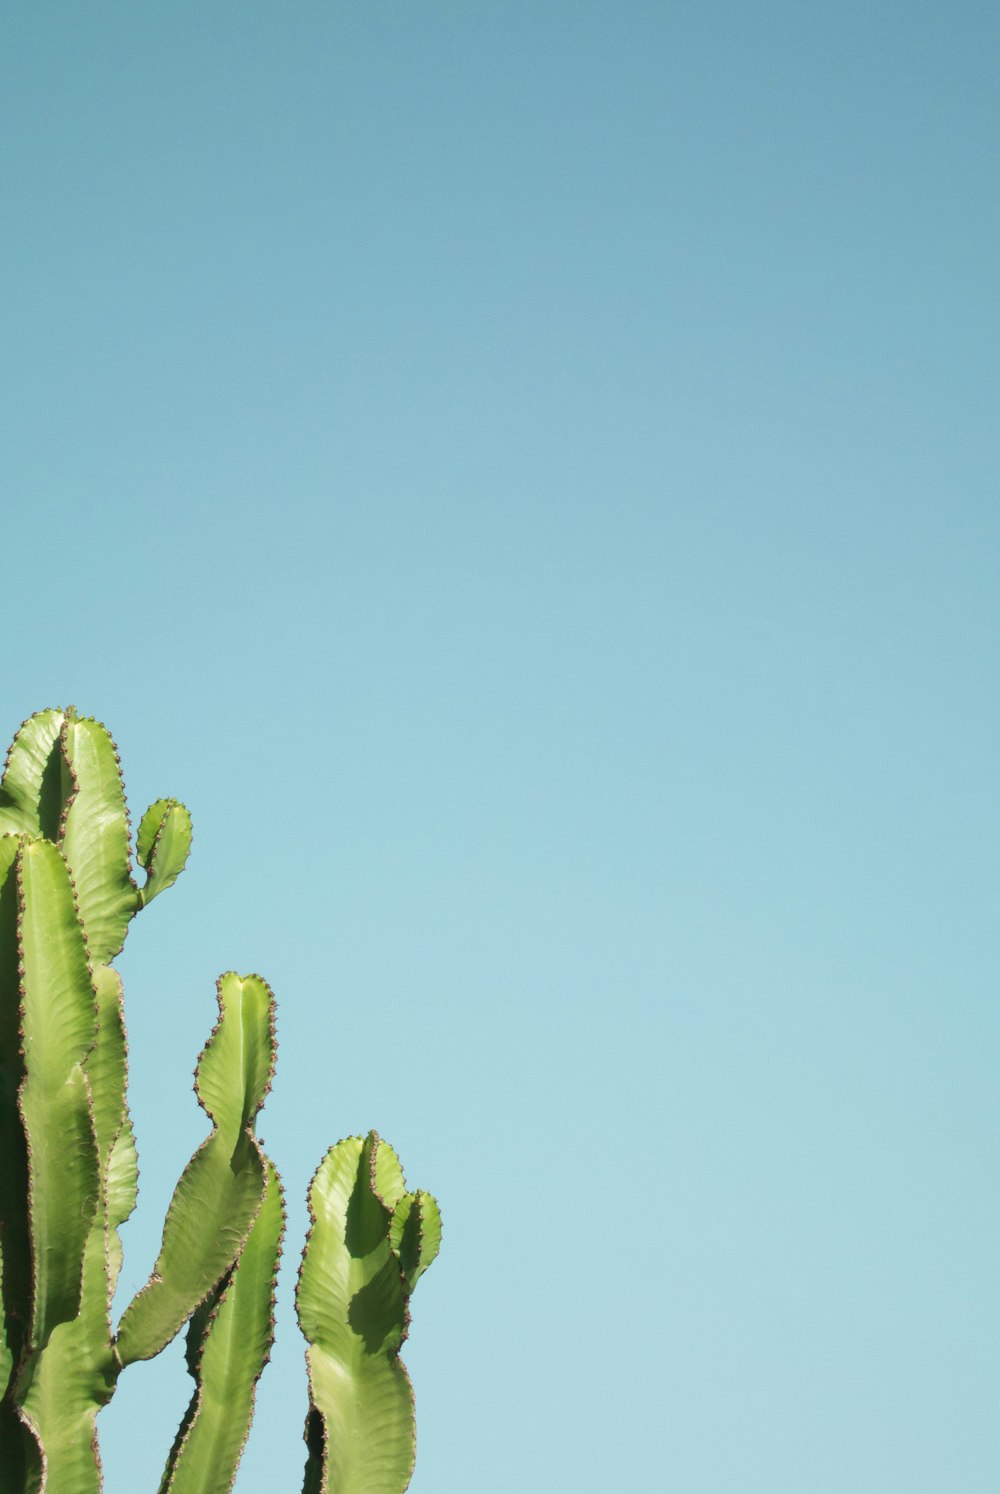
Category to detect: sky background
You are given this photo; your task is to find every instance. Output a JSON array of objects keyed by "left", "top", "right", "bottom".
[{"left": 2, "top": 2, "right": 999, "bottom": 1490}]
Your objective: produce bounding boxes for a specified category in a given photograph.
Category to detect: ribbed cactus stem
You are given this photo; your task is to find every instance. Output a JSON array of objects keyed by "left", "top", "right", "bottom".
[
  {"left": 296, "top": 1132, "right": 441, "bottom": 1494},
  {"left": 0, "top": 833, "right": 104, "bottom": 1490},
  {"left": 136, "top": 798, "right": 193, "bottom": 907},
  {"left": 116, "top": 973, "right": 278, "bottom": 1368},
  {"left": 158, "top": 1158, "right": 285, "bottom": 1494}
]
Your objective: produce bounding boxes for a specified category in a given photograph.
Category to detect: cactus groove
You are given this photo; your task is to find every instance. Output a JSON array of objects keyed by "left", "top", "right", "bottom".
[{"left": 0, "top": 709, "right": 440, "bottom": 1493}]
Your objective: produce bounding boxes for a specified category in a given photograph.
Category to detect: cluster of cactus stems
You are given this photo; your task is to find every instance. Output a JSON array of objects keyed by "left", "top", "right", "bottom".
[{"left": 0, "top": 708, "right": 440, "bottom": 1493}]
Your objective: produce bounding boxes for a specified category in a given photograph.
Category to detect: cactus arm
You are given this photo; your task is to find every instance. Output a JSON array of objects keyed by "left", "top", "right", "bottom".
[
  {"left": 17, "top": 1201, "right": 117, "bottom": 1494},
  {"left": 295, "top": 1133, "right": 416, "bottom": 1494},
  {"left": 0, "top": 709, "right": 66, "bottom": 837},
  {"left": 0, "top": 720, "right": 148, "bottom": 1493},
  {"left": 115, "top": 973, "right": 276, "bottom": 1366},
  {"left": 159, "top": 1157, "right": 285, "bottom": 1494},
  {"left": 372, "top": 1142, "right": 442, "bottom": 1291},
  {"left": 388, "top": 1192, "right": 442, "bottom": 1295},
  {"left": 0, "top": 835, "right": 105, "bottom": 1490},
  {"left": 15, "top": 963, "right": 136, "bottom": 1493},
  {"left": 59, "top": 718, "right": 139, "bottom": 965},
  {"left": 17, "top": 838, "right": 101, "bottom": 1348},
  {"left": 137, "top": 798, "right": 193, "bottom": 907}
]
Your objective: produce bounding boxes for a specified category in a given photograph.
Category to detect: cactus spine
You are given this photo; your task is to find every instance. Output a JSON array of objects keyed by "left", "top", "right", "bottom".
[{"left": 0, "top": 709, "right": 439, "bottom": 1493}]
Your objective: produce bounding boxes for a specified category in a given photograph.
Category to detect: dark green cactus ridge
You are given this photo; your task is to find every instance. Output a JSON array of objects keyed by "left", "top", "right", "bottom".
[{"left": 0, "top": 709, "right": 440, "bottom": 1493}]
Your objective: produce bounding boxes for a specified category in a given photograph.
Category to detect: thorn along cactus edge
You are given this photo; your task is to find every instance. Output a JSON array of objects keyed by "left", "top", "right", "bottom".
[{"left": 0, "top": 708, "right": 441, "bottom": 1494}]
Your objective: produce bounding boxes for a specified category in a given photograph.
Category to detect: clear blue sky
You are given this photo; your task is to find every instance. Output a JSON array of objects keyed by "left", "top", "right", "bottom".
[{"left": 3, "top": 3, "right": 999, "bottom": 1489}]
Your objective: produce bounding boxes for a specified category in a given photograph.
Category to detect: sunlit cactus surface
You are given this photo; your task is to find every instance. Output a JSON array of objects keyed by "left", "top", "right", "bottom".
[{"left": 0, "top": 708, "right": 439, "bottom": 1494}]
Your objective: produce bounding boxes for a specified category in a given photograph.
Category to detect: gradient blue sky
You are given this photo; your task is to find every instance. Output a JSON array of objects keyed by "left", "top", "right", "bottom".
[{"left": 3, "top": 3, "right": 999, "bottom": 1490}]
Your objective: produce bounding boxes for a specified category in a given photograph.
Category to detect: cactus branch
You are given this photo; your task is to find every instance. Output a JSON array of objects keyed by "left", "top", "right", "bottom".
[
  {"left": 295, "top": 1132, "right": 440, "bottom": 1494},
  {"left": 137, "top": 798, "right": 193, "bottom": 907},
  {"left": 159, "top": 1157, "right": 285, "bottom": 1494},
  {"left": 115, "top": 973, "right": 276, "bottom": 1367}
]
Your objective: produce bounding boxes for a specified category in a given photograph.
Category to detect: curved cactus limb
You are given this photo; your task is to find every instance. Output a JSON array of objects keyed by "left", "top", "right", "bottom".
[
  {"left": 116, "top": 973, "right": 277, "bottom": 1366},
  {"left": 296, "top": 1132, "right": 440, "bottom": 1494},
  {"left": 389, "top": 1192, "right": 442, "bottom": 1296},
  {"left": 159, "top": 1156, "right": 285, "bottom": 1493},
  {"left": 371, "top": 1142, "right": 442, "bottom": 1293},
  {"left": 137, "top": 798, "right": 193, "bottom": 907}
]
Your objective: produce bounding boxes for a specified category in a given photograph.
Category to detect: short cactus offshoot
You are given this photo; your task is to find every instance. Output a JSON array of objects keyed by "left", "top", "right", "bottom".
[{"left": 0, "top": 708, "right": 440, "bottom": 1494}]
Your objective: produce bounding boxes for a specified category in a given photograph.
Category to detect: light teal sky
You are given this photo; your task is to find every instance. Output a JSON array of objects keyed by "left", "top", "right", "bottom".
[{"left": 3, "top": 3, "right": 999, "bottom": 1490}]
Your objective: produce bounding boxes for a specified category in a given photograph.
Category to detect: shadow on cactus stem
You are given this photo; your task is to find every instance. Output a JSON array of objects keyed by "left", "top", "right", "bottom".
[{"left": 0, "top": 707, "right": 440, "bottom": 1494}]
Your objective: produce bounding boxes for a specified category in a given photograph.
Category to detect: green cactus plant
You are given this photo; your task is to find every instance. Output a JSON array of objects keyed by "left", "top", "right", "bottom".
[{"left": 0, "top": 708, "right": 440, "bottom": 1493}]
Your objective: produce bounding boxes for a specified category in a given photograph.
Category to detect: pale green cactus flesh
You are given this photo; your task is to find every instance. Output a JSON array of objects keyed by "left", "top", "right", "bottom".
[
  {"left": 0, "top": 708, "right": 66, "bottom": 838},
  {"left": 137, "top": 798, "right": 193, "bottom": 908},
  {"left": 0, "top": 711, "right": 440, "bottom": 1493},
  {"left": 159, "top": 1157, "right": 284, "bottom": 1494},
  {"left": 116, "top": 973, "right": 276, "bottom": 1367},
  {"left": 296, "top": 1132, "right": 441, "bottom": 1494}
]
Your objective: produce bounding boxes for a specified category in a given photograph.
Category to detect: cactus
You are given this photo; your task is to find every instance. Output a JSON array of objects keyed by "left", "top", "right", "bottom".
[
  {"left": 296, "top": 1133, "right": 442, "bottom": 1494},
  {"left": 0, "top": 709, "right": 440, "bottom": 1493}
]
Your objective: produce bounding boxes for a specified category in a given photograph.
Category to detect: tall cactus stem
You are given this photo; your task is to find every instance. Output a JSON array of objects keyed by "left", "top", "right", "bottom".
[
  {"left": 158, "top": 1158, "right": 285, "bottom": 1494},
  {"left": 295, "top": 1132, "right": 441, "bottom": 1494},
  {"left": 115, "top": 973, "right": 277, "bottom": 1368}
]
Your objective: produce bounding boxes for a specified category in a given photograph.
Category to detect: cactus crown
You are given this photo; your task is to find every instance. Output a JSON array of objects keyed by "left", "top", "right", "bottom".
[{"left": 0, "top": 708, "right": 440, "bottom": 1494}]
